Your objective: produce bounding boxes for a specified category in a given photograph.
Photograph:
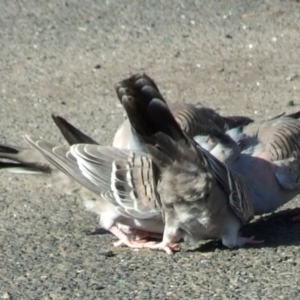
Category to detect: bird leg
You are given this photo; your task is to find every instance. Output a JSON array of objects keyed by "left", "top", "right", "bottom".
[
  {"left": 222, "top": 217, "right": 264, "bottom": 248},
  {"left": 116, "top": 225, "right": 163, "bottom": 241},
  {"left": 292, "top": 214, "right": 300, "bottom": 221},
  {"left": 109, "top": 214, "right": 181, "bottom": 253},
  {"left": 139, "top": 241, "right": 180, "bottom": 255},
  {"left": 110, "top": 226, "right": 180, "bottom": 254},
  {"left": 128, "top": 229, "right": 163, "bottom": 241},
  {"left": 139, "top": 226, "right": 181, "bottom": 254},
  {"left": 235, "top": 235, "right": 264, "bottom": 247},
  {"left": 109, "top": 226, "right": 148, "bottom": 248}
]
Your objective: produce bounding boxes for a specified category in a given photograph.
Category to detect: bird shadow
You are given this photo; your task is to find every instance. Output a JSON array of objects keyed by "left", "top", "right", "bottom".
[
  {"left": 84, "top": 227, "right": 110, "bottom": 235},
  {"left": 83, "top": 208, "right": 300, "bottom": 253},
  {"left": 188, "top": 207, "right": 300, "bottom": 253}
]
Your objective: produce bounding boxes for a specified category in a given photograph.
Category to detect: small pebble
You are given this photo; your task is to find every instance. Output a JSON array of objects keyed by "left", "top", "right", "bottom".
[
  {"left": 90, "top": 284, "right": 105, "bottom": 290},
  {"left": 174, "top": 50, "right": 180, "bottom": 58},
  {"left": 99, "top": 250, "right": 116, "bottom": 258},
  {"left": 286, "top": 73, "right": 299, "bottom": 82},
  {"left": 2, "top": 293, "right": 11, "bottom": 300}
]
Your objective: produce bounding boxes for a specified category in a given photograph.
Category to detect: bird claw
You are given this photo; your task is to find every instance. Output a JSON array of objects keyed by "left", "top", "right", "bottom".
[
  {"left": 237, "top": 235, "right": 264, "bottom": 247},
  {"left": 141, "top": 241, "right": 180, "bottom": 255},
  {"left": 113, "top": 238, "right": 180, "bottom": 254},
  {"left": 292, "top": 214, "right": 300, "bottom": 221},
  {"left": 113, "top": 238, "right": 148, "bottom": 248},
  {"left": 110, "top": 225, "right": 149, "bottom": 248},
  {"left": 109, "top": 225, "right": 180, "bottom": 254}
]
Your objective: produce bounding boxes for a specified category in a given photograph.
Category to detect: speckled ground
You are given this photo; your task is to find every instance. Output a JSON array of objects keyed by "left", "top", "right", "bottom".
[{"left": 1, "top": 0, "right": 300, "bottom": 299}]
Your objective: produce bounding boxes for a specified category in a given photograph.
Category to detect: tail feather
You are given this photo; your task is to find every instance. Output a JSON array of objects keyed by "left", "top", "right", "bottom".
[
  {"left": 115, "top": 72, "right": 185, "bottom": 143},
  {"left": 286, "top": 110, "right": 300, "bottom": 120},
  {"left": 0, "top": 144, "right": 19, "bottom": 155},
  {"left": 0, "top": 144, "right": 51, "bottom": 174},
  {"left": 51, "top": 114, "right": 99, "bottom": 145},
  {"left": 223, "top": 115, "right": 253, "bottom": 129},
  {"left": 0, "top": 114, "right": 98, "bottom": 174}
]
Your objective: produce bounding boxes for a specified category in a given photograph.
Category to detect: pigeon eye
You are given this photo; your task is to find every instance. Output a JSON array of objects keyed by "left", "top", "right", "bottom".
[{"left": 237, "top": 140, "right": 245, "bottom": 150}]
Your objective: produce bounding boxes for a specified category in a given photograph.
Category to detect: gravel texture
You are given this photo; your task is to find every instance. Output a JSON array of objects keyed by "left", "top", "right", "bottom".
[{"left": 1, "top": 0, "right": 300, "bottom": 299}]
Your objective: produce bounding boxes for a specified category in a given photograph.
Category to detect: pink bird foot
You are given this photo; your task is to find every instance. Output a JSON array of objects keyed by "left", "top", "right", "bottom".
[
  {"left": 109, "top": 226, "right": 148, "bottom": 248},
  {"left": 292, "top": 214, "right": 300, "bottom": 221},
  {"left": 140, "top": 241, "right": 180, "bottom": 255},
  {"left": 109, "top": 226, "right": 180, "bottom": 254},
  {"left": 237, "top": 235, "right": 264, "bottom": 247}
]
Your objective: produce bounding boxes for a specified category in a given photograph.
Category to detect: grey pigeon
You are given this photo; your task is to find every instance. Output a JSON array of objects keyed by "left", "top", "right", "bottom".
[
  {"left": 0, "top": 107, "right": 250, "bottom": 174},
  {"left": 113, "top": 102, "right": 252, "bottom": 150},
  {"left": 203, "top": 114, "right": 300, "bottom": 216},
  {"left": 0, "top": 114, "right": 99, "bottom": 174},
  {"left": 23, "top": 72, "right": 256, "bottom": 254}
]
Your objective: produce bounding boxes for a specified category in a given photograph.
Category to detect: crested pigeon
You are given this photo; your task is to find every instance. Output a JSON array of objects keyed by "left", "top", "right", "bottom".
[
  {"left": 204, "top": 114, "right": 300, "bottom": 216},
  {"left": 0, "top": 114, "right": 100, "bottom": 174},
  {"left": 113, "top": 103, "right": 252, "bottom": 150},
  {"left": 23, "top": 72, "right": 257, "bottom": 254}
]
